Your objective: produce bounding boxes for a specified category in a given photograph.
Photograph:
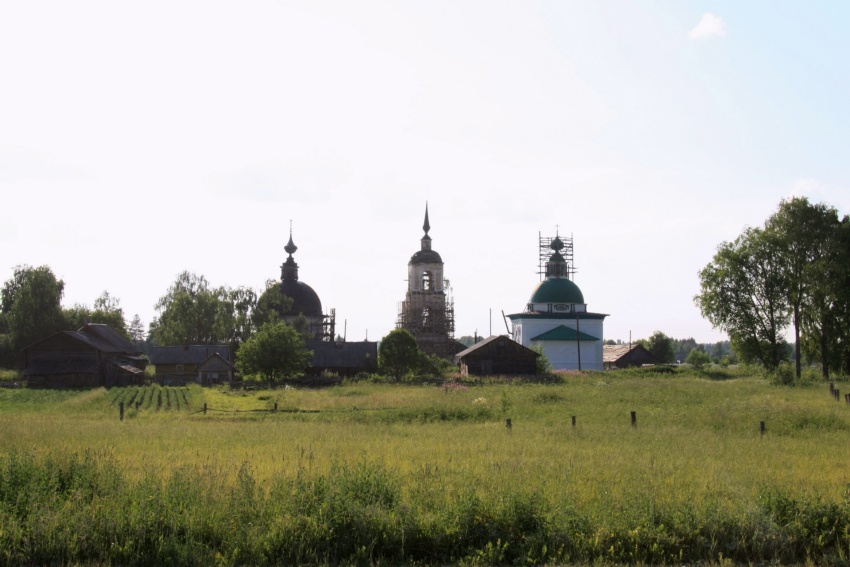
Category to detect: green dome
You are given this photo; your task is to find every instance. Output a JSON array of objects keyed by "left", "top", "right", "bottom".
[{"left": 530, "top": 278, "right": 584, "bottom": 305}]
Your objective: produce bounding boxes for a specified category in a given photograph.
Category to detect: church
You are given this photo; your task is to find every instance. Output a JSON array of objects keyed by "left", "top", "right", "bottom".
[
  {"left": 396, "top": 205, "right": 465, "bottom": 358},
  {"left": 507, "top": 233, "right": 607, "bottom": 370}
]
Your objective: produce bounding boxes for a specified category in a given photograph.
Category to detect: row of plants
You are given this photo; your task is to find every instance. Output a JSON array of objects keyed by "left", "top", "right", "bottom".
[
  {"left": 109, "top": 385, "right": 193, "bottom": 413},
  {"left": 0, "top": 450, "right": 848, "bottom": 566}
]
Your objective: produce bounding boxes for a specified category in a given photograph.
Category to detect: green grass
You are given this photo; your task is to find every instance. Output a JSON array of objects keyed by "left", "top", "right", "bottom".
[{"left": 0, "top": 370, "right": 849, "bottom": 565}]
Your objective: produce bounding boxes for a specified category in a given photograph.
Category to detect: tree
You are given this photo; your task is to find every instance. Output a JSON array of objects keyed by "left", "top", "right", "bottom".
[
  {"left": 766, "top": 197, "right": 840, "bottom": 379},
  {"left": 685, "top": 348, "right": 711, "bottom": 369},
  {"left": 252, "top": 280, "right": 293, "bottom": 329},
  {"left": 1, "top": 265, "right": 65, "bottom": 356},
  {"left": 153, "top": 272, "right": 234, "bottom": 346},
  {"left": 696, "top": 227, "right": 791, "bottom": 370},
  {"left": 128, "top": 314, "right": 146, "bottom": 350},
  {"left": 646, "top": 330, "right": 675, "bottom": 363},
  {"left": 63, "top": 291, "right": 128, "bottom": 336},
  {"left": 378, "top": 328, "right": 421, "bottom": 381},
  {"left": 236, "top": 321, "right": 310, "bottom": 380}
]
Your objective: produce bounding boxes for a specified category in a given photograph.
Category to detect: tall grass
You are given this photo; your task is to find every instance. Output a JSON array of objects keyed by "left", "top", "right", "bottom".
[{"left": 0, "top": 374, "right": 849, "bottom": 564}]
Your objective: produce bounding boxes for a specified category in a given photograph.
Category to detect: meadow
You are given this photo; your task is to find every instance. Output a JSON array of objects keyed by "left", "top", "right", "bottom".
[{"left": 0, "top": 368, "right": 848, "bottom": 565}]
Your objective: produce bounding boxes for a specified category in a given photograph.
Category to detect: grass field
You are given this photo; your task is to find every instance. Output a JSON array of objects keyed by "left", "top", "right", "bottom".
[{"left": 0, "top": 368, "right": 848, "bottom": 565}]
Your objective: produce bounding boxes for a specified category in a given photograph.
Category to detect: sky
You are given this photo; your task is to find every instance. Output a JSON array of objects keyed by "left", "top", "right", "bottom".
[{"left": 2, "top": 1, "right": 849, "bottom": 345}]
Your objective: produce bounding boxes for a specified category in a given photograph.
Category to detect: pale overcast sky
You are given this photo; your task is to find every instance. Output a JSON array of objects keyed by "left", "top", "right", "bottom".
[{"left": 2, "top": 1, "right": 848, "bottom": 344}]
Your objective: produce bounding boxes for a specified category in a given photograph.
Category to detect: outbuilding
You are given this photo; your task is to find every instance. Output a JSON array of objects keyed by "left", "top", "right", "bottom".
[
  {"left": 23, "top": 324, "right": 146, "bottom": 388},
  {"left": 454, "top": 335, "right": 539, "bottom": 376}
]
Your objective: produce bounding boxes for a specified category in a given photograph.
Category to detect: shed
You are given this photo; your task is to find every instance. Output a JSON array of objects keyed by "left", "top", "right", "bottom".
[
  {"left": 23, "top": 324, "right": 146, "bottom": 388},
  {"left": 454, "top": 335, "right": 539, "bottom": 376},
  {"left": 602, "top": 344, "right": 662, "bottom": 369}
]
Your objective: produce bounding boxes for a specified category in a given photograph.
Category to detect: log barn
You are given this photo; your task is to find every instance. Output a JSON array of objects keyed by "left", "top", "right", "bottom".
[
  {"left": 454, "top": 335, "right": 539, "bottom": 376},
  {"left": 23, "top": 323, "right": 146, "bottom": 388}
]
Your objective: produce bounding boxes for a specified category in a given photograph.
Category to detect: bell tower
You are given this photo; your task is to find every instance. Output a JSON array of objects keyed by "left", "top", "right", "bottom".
[{"left": 397, "top": 204, "right": 459, "bottom": 358}]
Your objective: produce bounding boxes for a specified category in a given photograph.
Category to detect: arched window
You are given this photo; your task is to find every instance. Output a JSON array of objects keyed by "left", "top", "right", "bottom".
[
  {"left": 422, "top": 271, "right": 432, "bottom": 291},
  {"left": 422, "top": 307, "right": 431, "bottom": 326}
]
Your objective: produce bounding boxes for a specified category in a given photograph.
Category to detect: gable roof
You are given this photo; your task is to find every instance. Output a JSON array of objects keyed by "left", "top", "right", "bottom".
[
  {"left": 24, "top": 324, "right": 140, "bottom": 355},
  {"left": 602, "top": 343, "right": 661, "bottom": 364},
  {"left": 197, "top": 352, "right": 236, "bottom": 372},
  {"left": 530, "top": 325, "right": 599, "bottom": 342},
  {"left": 306, "top": 340, "right": 378, "bottom": 369},
  {"left": 150, "top": 345, "right": 231, "bottom": 365},
  {"left": 78, "top": 324, "right": 138, "bottom": 353},
  {"left": 454, "top": 335, "right": 539, "bottom": 359}
]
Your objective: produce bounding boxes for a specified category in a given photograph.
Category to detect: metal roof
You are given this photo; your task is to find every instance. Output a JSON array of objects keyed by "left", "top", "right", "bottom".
[{"left": 530, "top": 325, "right": 599, "bottom": 342}]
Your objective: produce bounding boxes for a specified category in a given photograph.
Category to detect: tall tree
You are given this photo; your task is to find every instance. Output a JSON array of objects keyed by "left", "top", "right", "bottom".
[
  {"left": 696, "top": 227, "right": 791, "bottom": 370},
  {"left": 0, "top": 265, "right": 66, "bottom": 356},
  {"left": 766, "top": 197, "right": 840, "bottom": 379}
]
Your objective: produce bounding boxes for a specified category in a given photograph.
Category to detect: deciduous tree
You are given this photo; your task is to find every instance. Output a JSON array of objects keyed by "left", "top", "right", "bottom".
[
  {"left": 1, "top": 265, "right": 65, "bottom": 356},
  {"left": 236, "top": 321, "right": 310, "bottom": 380},
  {"left": 378, "top": 328, "right": 421, "bottom": 381},
  {"left": 696, "top": 227, "right": 791, "bottom": 370},
  {"left": 766, "top": 197, "right": 840, "bottom": 379}
]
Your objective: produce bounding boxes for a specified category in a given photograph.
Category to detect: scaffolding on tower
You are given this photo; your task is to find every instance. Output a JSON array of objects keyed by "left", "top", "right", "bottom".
[{"left": 539, "top": 231, "right": 576, "bottom": 281}]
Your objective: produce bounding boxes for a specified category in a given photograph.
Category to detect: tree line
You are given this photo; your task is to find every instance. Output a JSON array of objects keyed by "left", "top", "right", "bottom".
[
  {"left": 0, "top": 266, "right": 449, "bottom": 381},
  {"left": 696, "top": 197, "right": 850, "bottom": 379}
]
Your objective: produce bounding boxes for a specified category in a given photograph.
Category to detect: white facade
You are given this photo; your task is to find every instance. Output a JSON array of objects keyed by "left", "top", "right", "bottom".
[{"left": 508, "top": 235, "right": 607, "bottom": 371}]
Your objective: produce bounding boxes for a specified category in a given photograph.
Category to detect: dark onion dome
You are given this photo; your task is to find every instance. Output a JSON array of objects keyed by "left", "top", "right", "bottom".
[
  {"left": 280, "top": 279, "right": 323, "bottom": 317},
  {"left": 410, "top": 249, "right": 443, "bottom": 264},
  {"left": 529, "top": 277, "right": 585, "bottom": 305}
]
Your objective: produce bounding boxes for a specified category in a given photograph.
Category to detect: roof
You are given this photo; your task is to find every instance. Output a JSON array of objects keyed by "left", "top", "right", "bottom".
[
  {"left": 454, "top": 335, "right": 539, "bottom": 359},
  {"left": 410, "top": 249, "right": 443, "bottom": 264},
  {"left": 24, "top": 324, "right": 140, "bottom": 355},
  {"left": 529, "top": 277, "right": 584, "bottom": 304},
  {"left": 306, "top": 340, "right": 377, "bottom": 369},
  {"left": 197, "top": 352, "right": 236, "bottom": 372},
  {"left": 79, "top": 324, "right": 138, "bottom": 353},
  {"left": 602, "top": 343, "right": 660, "bottom": 364},
  {"left": 150, "top": 345, "right": 231, "bottom": 365},
  {"left": 530, "top": 325, "right": 599, "bottom": 341},
  {"left": 507, "top": 311, "right": 608, "bottom": 321},
  {"left": 280, "top": 279, "right": 323, "bottom": 317}
]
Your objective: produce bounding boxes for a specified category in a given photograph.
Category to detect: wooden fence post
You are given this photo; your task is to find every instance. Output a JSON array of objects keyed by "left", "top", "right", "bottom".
[
  {"left": 760, "top": 421, "right": 766, "bottom": 436},
  {"left": 571, "top": 415, "right": 576, "bottom": 428},
  {"left": 505, "top": 418, "right": 512, "bottom": 431},
  {"left": 835, "top": 389, "right": 840, "bottom": 402},
  {"left": 119, "top": 401, "right": 124, "bottom": 421},
  {"left": 203, "top": 402, "right": 207, "bottom": 415},
  {"left": 630, "top": 411, "right": 637, "bottom": 428},
  {"left": 274, "top": 402, "right": 278, "bottom": 412},
  {"left": 830, "top": 382, "right": 835, "bottom": 395}
]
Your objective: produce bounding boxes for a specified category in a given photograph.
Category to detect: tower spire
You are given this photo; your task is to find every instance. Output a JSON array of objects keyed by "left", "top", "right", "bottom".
[
  {"left": 423, "top": 202, "right": 430, "bottom": 236},
  {"left": 281, "top": 221, "right": 299, "bottom": 281}
]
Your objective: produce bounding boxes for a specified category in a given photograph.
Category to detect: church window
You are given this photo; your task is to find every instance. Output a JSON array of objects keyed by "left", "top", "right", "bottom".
[{"left": 422, "top": 271, "right": 432, "bottom": 290}]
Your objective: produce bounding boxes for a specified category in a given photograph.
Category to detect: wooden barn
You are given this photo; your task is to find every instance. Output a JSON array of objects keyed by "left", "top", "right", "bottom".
[
  {"left": 454, "top": 335, "right": 539, "bottom": 376},
  {"left": 23, "top": 324, "right": 146, "bottom": 388},
  {"left": 602, "top": 343, "right": 662, "bottom": 369},
  {"left": 305, "top": 340, "right": 378, "bottom": 376},
  {"left": 150, "top": 345, "right": 233, "bottom": 385}
]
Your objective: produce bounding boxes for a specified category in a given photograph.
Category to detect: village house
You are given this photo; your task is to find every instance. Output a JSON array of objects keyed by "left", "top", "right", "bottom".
[{"left": 23, "top": 323, "right": 146, "bottom": 388}]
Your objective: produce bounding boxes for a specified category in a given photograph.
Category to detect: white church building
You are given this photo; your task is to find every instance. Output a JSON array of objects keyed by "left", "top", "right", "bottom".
[{"left": 507, "top": 234, "right": 607, "bottom": 371}]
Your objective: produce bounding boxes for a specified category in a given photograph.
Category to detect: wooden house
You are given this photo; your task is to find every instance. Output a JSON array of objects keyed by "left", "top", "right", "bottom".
[
  {"left": 150, "top": 345, "right": 233, "bottom": 385},
  {"left": 454, "top": 335, "right": 539, "bottom": 376},
  {"left": 305, "top": 339, "right": 378, "bottom": 376},
  {"left": 602, "top": 343, "right": 662, "bottom": 369},
  {"left": 23, "top": 323, "right": 146, "bottom": 388}
]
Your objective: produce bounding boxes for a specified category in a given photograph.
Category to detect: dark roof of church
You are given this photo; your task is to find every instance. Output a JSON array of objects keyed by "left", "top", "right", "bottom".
[{"left": 280, "top": 279, "right": 323, "bottom": 317}]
